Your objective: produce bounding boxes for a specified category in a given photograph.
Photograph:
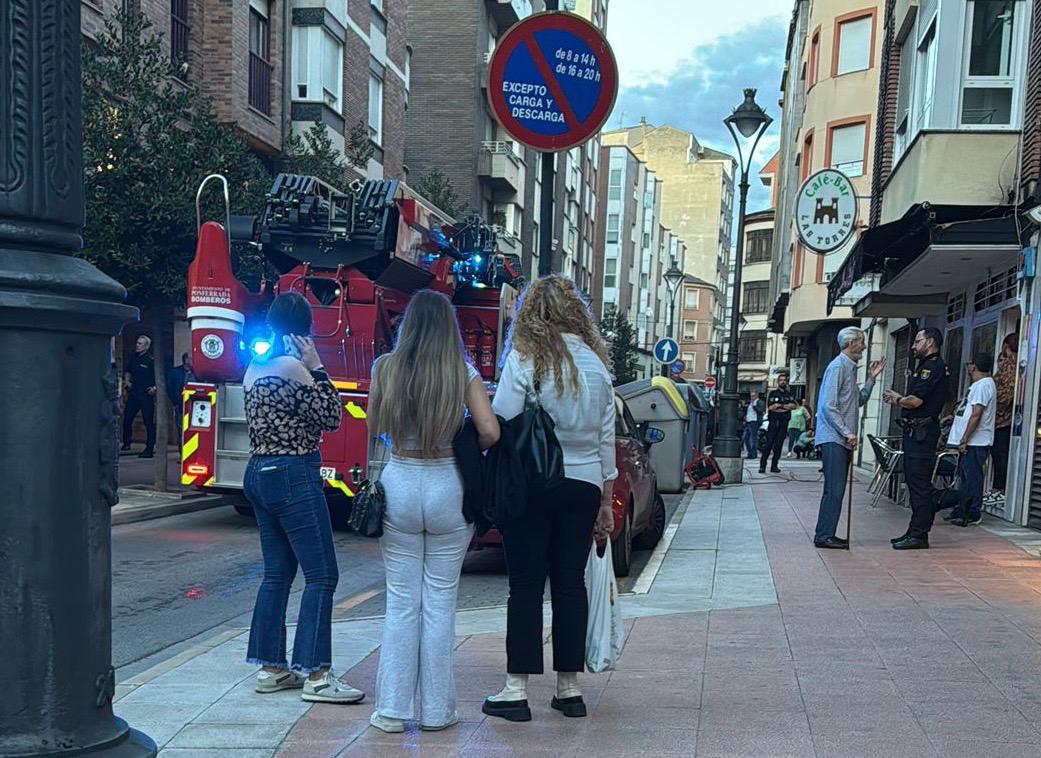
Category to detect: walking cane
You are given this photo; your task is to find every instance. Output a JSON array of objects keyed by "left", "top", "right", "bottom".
[{"left": 845, "top": 451, "right": 854, "bottom": 548}]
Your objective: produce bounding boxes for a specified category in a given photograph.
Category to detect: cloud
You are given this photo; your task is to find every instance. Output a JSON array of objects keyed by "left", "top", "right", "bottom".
[{"left": 606, "top": 15, "right": 789, "bottom": 214}]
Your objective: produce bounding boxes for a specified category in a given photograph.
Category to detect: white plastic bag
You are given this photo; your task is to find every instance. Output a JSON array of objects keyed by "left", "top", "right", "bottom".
[{"left": 585, "top": 540, "right": 625, "bottom": 673}]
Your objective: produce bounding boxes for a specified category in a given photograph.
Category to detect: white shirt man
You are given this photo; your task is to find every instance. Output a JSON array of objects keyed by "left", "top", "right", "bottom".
[{"left": 943, "top": 353, "right": 996, "bottom": 527}]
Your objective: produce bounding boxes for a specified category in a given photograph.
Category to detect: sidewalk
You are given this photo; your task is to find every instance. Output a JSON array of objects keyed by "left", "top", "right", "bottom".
[{"left": 114, "top": 460, "right": 1041, "bottom": 757}]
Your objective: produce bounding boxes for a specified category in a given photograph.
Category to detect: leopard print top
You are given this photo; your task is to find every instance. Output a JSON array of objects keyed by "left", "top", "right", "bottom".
[{"left": 245, "top": 375, "right": 342, "bottom": 455}]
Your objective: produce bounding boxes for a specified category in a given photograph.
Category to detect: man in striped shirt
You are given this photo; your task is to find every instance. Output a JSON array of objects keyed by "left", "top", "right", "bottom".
[{"left": 813, "top": 326, "right": 886, "bottom": 549}]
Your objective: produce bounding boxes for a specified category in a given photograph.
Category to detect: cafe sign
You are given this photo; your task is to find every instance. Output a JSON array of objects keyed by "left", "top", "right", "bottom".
[{"left": 796, "top": 168, "right": 858, "bottom": 255}]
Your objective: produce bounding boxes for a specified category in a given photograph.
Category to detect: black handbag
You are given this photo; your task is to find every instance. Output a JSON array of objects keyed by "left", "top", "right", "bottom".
[
  {"left": 348, "top": 479, "right": 386, "bottom": 538},
  {"left": 508, "top": 380, "right": 565, "bottom": 494}
]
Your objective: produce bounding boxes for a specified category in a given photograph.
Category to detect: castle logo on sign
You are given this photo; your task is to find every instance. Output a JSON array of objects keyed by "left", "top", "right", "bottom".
[
  {"left": 796, "top": 169, "right": 858, "bottom": 255},
  {"left": 200, "top": 334, "right": 224, "bottom": 360}
]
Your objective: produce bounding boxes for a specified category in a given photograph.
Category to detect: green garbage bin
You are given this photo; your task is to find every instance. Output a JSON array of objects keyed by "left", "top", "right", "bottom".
[{"left": 617, "top": 376, "right": 689, "bottom": 493}]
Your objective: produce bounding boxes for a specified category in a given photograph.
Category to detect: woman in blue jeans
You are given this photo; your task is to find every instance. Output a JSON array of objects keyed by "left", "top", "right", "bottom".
[{"left": 242, "top": 292, "right": 365, "bottom": 703}]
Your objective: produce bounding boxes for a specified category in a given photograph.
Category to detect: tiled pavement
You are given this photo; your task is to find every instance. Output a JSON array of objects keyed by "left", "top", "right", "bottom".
[{"left": 115, "top": 461, "right": 1041, "bottom": 756}]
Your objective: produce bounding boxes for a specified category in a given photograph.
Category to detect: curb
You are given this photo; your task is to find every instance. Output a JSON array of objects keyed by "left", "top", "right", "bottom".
[{"left": 112, "top": 490, "right": 234, "bottom": 526}]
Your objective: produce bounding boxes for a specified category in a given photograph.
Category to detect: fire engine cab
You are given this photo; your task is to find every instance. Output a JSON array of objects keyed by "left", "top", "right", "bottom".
[{"left": 180, "top": 173, "right": 521, "bottom": 516}]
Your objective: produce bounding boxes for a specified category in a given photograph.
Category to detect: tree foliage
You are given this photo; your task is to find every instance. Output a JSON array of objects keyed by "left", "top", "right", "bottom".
[
  {"left": 81, "top": 7, "right": 271, "bottom": 308},
  {"left": 601, "top": 304, "right": 640, "bottom": 386},
  {"left": 282, "top": 122, "right": 357, "bottom": 190},
  {"left": 414, "top": 168, "right": 464, "bottom": 219}
]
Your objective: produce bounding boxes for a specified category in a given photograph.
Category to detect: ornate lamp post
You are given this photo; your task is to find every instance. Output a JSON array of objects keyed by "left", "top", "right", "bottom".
[
  {"left": 660, "top": 259, "right": 685, "bottom": 378},
  {"left": 1, "top": 2, "right": 155, "bottom": 755},
  {"left": 714, "top": 88, "right": 773, "bottom": 483}
]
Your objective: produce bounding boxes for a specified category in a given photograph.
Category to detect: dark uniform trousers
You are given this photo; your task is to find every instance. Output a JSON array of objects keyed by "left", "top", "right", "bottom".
[
  {"left": 123, "top": 391, "right": 156, "bottom": 451},
  {"left": 903, "top": 421, "right": 941, "bottom": 539},
  {"left": 761, "top": 418, "right": 787, "bottom": 470}
]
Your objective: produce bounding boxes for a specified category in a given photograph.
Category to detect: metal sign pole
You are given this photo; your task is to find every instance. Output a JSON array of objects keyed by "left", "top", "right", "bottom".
[{"left": 538, "top": 0, "right": 559, "bottom": 277}]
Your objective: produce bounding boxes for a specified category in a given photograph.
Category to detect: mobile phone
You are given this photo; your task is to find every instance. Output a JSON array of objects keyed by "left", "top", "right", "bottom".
[{"left": 283, "top": 335, "right": 301, "bottom": 359}]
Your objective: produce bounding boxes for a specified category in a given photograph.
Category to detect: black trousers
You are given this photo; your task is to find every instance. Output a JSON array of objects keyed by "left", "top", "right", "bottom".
[
  {"left": 992, "top": 425, "right": 1011, "bottom": 491},
  {"left": 904, "top": 424, "right": 940, "bottom": 539},
  {"left": 760, "top": 419, "right": 786, "bottom": 471},
  {"left": 500, "top": 478, "right": 600, "bottom": 674},
  {"left": 123, "top": 392, "right": 156, "bottom": 451}
]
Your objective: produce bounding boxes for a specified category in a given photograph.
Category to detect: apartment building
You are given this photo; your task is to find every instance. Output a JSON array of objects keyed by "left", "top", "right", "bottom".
[
  {"left": 678, "top": 276, "right": 718, "bottom": 384},
  {"left": 828, "top": 0, "right": 1036, "bottom": 524},
  {"left": 737, "top": 209, "right": 786, "bottom": 395},
  {"left": 769, "top": 0, "right": 885, "bottom": 413},
  {"left": 602, "top": 122, "right": 735, "bottom": 359}
]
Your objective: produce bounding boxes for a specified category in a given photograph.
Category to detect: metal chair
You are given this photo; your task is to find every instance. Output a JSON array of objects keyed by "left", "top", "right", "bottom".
[
  {"left": 866, "top": 434, "right": 905, "bottom": 508},
  {"left": 932, "top": 450, "right": 960, "bottom": 489}
]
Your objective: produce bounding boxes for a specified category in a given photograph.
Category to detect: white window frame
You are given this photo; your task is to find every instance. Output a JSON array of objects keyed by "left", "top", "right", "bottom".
[
  {"left": 368, "top": 68, "right": 384, "bottom": 145},
  {"left": 683, "top": 320, "right": 698, "bottom": 340},
  {"left": 606, "top": 214, "right": 619, "bottom": 244},
  {"left": 913, "top": 19, "right": 937, "bottom": 134},
  {"left": 836, "top": 15, "right": 873, "bottom": 75},
  {"left": 685, "top": 287, "right": 699, "bottom": 309},
  {"left": 959, "top": 0, "right": 1027, "bottom": 129},
  {"left": 894, "top": 34, "right": 914, "bottom": 158},
  {"left": 604, "top": 257, "right": 618, "bottom": 288},
  {"left": 292, "top": 26, "right": 343, "bottom": 109},
  {"left": 829, "top": 122, "right": 867, "bottom": 178}
]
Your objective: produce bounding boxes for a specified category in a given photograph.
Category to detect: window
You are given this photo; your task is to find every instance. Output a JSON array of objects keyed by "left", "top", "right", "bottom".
[
  {"left": 682, "top": 353, "right": 696, "bottom": 373},
  {"left": 739, "top": 331, "right": 768, "bottom": 363},
  {"left": 293, "top": 27, "right": 343, "bottom": 108},
  {"left": 683, "top": 320, "right": 698, "bottom": 340},
  {"left": 974, "top": 267, "right": 1018, "bottom": 310},
  {"left": 746, "top": 229, "right": 772, "bottom": 263},
  {"left": 368, "top": 68, "right": 384, "bottom": 144},
  {"left": 914, "top": 22, "right": 937, "bottom": 131},
  {"left": 961, "top": 0, "right": 1020, "bottom": 126},
  {"left": 835, "top": 15, "right": 873, "bottom": 75},
  {"left": 801, "top": 132, "right": 814, "bottom": 180},
  {"left": 642, "top": 232, "right": 650, "bottom": 249},
  {"left": 684, "top": 288, "right": 699, "bottom": 309},
  {"left": 947, "top": 293, "right": 966, "bottom": 323},
  {"left": 895, "top": 38, "right": 913, "bottom": 154},
  {"left": 170, "top": 0, "right": 190, "bottom": 79},
  {"left": 829, "top": 122, "right": 867, "bottom": 177},
  {"left": 808, "top": 29, "right": 821, "bottom": 88},
  {"left": 248, "top": 2, "right": 271, "bottom": 114},
  {"left": 604, "top": 258, "right": 617, "bottom": 288},
  {"left": 606, "top": 214, "right": 619, "bottom": 243},
  {"left": 370, "top": 10, "right": 387, "bottom": 62},
  {"left": 743, "top": 281, "right": 770, "bottom": 314},
  {"left": 608, "top": 168, "right": 622, "bottom": 200}
]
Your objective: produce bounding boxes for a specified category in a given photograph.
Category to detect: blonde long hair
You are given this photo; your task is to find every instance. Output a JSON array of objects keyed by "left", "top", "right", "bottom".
[
  {"left": 368, "top": 290, "right": 468, "bottom": 456},
  {"left": 507, "top": 275, "right": 611, "bottom": 394}
]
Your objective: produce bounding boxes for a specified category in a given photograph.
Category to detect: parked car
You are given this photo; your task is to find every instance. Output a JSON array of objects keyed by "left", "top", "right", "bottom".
[{"left": 471, "top": 393, "right": 667, "bottom": 577}]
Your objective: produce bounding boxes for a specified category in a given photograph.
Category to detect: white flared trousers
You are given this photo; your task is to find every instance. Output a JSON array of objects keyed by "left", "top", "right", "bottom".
[{"left": 375, "top": 456, "right": 473, "bottom": 724}]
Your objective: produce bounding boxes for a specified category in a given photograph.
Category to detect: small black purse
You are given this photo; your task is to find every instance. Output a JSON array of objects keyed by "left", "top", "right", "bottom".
[{"left": 348, "top": 479, "right": 386, "bottom": 538}]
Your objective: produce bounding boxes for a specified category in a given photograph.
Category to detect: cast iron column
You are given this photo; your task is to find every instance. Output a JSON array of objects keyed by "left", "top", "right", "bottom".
[
  {"left": 0, "top": 1, "right": 155, "bottom": 755},
  {"left": 713, "top": 171, "right": 751, "bottom": 479}
]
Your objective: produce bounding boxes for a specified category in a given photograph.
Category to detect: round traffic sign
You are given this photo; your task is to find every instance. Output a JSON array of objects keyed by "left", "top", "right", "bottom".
[
  {"left": 653, "top": 337, "right": 679, "bottom": 365},
  {"left": 487, "top": 12, "right": 619, "bottom": 152},
  {"left": 704, "top": 376, "right": 717, "bottom": 390},
  {"left": 671, "top": 360, "right": 685, "bottom": 375},
  {"left": 796, "top": 168, "right": 859, "bottom": 255}
]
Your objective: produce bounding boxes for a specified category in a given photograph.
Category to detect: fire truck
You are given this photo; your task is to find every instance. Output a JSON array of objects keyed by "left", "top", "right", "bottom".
[{"left": 180, "top": 173, "right": 521, "bottom": 516}]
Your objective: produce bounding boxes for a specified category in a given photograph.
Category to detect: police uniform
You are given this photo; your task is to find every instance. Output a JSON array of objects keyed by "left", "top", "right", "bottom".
[
  {"left": 760, "top": 386, "right": 795, "bottom": 472},
  {"left": 900, "top": 352, "right": 949, "bottom": 540},
  {"left": 122, "top": 351, "right": 157, "bottom": 454}
]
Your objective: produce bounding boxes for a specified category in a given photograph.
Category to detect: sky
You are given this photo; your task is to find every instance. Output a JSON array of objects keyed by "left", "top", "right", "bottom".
[{"left": 605, "top": 0, "right": 792, "bottom": 213}]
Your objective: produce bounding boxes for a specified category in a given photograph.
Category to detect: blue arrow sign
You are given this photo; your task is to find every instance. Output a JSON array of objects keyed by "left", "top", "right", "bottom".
[{"left": 653, "top": 337, "right": 679, "bottom": 365}]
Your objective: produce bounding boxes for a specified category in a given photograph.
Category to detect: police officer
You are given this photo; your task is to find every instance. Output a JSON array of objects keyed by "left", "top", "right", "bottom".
[
  {"left": 760, "top": 373, "right": 797, "bottom": 474},
  {"left": 884, "top": 327, "right": 949, "bottom": 550},
  {"left": 122, "top": 334, "right": 157, "bottom": 459}
]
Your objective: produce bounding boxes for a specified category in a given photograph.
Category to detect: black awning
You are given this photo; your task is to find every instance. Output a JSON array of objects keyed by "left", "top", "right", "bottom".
[{"left": 826, "top": 203, "right": 1020, "bottom": 315}]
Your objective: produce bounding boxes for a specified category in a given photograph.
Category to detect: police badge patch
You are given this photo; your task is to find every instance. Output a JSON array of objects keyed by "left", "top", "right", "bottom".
[{"left": 920, "top": 369, "right": 931, "bottom": 379}]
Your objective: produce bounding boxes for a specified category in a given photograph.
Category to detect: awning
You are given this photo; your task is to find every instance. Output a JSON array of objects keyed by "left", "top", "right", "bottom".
[
  {"left": 850, "top": 291, "right": 948, "bottom": 318},
  {"left": 826, "top": 204, "right": 1021, "bottom": 315}
]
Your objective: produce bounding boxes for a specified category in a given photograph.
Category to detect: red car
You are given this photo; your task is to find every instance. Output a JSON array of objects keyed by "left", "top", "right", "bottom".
[{"left": 471, "top": 394, "right": 667, "bottom": 577}]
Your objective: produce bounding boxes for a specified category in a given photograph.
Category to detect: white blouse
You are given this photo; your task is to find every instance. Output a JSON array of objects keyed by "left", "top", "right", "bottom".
[{"left": 492, "top": 334, "right": 617, "bottom": 490}]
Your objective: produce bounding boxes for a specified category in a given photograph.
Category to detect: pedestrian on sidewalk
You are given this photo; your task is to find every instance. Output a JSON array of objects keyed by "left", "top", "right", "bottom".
[
  {"left": 365, "top": 291, "right": 500, "bottom": 733},
  {"left": 743, "top": 392, "right": 764, "bottom": 459},
  {"left": 812, "top": 327, "right": 885, "bottom": 549},
  {"left": 760, "top": 373, "right": 797, "bottom": 474},
  {"left": 787, "top": 399, "right": 812, "bottom": 457},
  {"left": 484, "top": 275, "right": 617, "bottom": 723},
  {"left": 242, "top": 293, "right": 365, "bottom": 704},
  {"left": 986, "top": 333, "right": 1017, "bottom": 508},
  {"left": 121, "top": 334, "right": 157, "bottom": 458},
  {"left": 166, "top": 352, "right": 194, "bottom": 450},
  {"left": 940, "top": 353, "right": 996, "bottom": 527},
  {"left": 885, "top": 328, "right": 950, "bottom": 550}
]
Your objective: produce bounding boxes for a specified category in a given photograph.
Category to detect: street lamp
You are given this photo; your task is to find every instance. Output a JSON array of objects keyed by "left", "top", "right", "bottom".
[
  {"left": 715, "top": 88, "right": 773, "bottom": 483},
  {"left": 660, "top": 259, "right": 685, "bottom": 377}
]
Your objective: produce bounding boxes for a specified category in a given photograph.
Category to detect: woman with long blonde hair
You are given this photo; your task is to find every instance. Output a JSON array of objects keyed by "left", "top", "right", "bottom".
[
  {"left": 366, "top": 290, "right": 499, "bottom": 732},
  {"left": 483, "top": 275, "right": 617, "bottom": 722}
]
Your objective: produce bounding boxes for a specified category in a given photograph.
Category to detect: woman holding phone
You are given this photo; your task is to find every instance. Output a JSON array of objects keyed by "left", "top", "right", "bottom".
[{"left": 242, "top": 292, "right": 365, "bottom": 704}]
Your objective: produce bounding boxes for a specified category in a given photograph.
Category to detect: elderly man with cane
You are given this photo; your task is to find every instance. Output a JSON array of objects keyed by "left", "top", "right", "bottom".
[{"left": 813, "top": 327, "right": 886, "bottom": 549}]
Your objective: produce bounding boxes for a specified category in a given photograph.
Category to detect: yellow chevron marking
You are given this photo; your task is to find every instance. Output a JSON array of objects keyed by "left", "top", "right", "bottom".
[
  {"left": 333, "top": 380, "right": 359, "bottom": 390},
  {"left": 203, "top": 476, "right": 215, "bottom": 487},
  {"left": 345, "top": 402, "right": 367, "bottom": 419},
  {"left": 182, "top": 413, "right": 190, "bottom": 433},
  {"left": 182, "top": 433, "right": 200, "bottom": 462},
  {"left": 181, "top": 474, "right": 197, "bottom": 486},
  {"left": 327, "top": 479, "right": 354, "bottom": 497},
  {"left": 208, "top": 391, "right": 217, "bottom": 403}
]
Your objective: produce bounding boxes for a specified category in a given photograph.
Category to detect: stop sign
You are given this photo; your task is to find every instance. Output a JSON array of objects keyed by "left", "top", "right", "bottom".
[{"left": 704, "top": 377, "right": 717, "bottom": 390}]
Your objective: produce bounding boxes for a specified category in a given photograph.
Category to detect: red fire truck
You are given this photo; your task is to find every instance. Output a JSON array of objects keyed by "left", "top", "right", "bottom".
[{"left": 179, "top": 174, "right": 521, "bottom": 518}]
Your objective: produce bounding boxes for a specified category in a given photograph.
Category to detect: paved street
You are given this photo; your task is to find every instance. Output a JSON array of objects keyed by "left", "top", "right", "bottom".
[{"left": 112, "top": 493, "right": 683, "bottom": 676}]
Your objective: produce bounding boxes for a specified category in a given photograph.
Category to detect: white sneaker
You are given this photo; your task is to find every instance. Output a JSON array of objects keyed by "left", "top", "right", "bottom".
[
  {"left": 369, "top": 712, "right": 405, "bottom": 733},
  {"left": 421, "top": 713, "right": 459, "bottom": 731},
  {"left": 255, "top": 669, "right": 304, "bottom": 694},
  {"left": 301, "top": 670, "right": 365, "bottom": 704}
]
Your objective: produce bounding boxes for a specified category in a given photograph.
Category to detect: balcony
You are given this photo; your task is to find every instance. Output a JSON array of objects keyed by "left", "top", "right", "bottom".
[
  {"left": 495, "top": 227, "right": 522, "bottom": 259},
  {"left": 248, "top": 52, "right": 272, "bottom": 116},
  {"left": 478, "top": 141, "right": 524, "bottom": 197}
]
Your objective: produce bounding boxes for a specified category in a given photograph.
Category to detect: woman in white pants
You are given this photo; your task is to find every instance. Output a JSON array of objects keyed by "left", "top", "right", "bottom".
[{"left": 365, "top": 290, "right": 500, "bottom": 732}]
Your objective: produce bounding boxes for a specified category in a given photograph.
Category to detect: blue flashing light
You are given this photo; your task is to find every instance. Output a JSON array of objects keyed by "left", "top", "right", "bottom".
[
  {"left": 474, "top": 255, "right": 482, "bottom": 264},
  {"left": 251, "top": 338, "right": 273, "bottom": 358}
]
